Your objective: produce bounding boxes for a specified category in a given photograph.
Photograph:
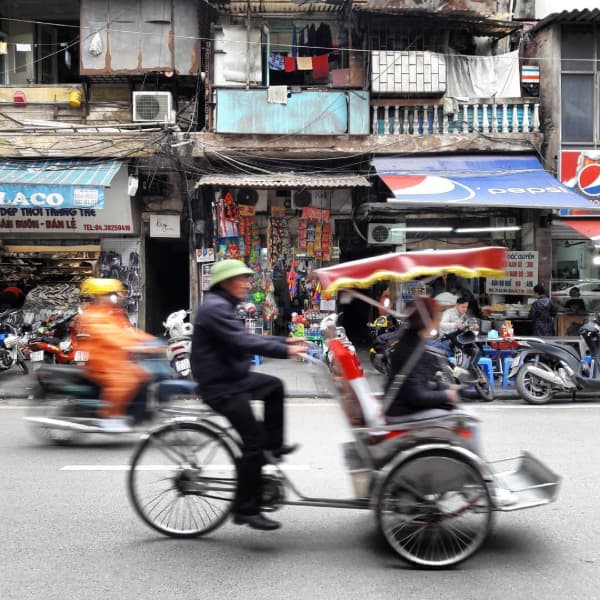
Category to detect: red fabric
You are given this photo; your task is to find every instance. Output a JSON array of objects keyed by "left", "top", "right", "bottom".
[
  {"left": 284, "top": 56, "right": 296, "bottom": 72},
  {"left": 312, "top": 54, "right": 329, "bottom": 79}
]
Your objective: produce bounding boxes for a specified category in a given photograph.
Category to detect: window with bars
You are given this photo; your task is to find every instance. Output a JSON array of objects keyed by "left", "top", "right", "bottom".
[{"left": 561, "top": 25, "right": 600, "bottom": 145}]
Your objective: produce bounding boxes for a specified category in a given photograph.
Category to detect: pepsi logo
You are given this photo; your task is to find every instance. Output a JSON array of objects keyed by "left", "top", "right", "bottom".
[
  {"left": 384, "top": 175, "right": 475, "bottom": 203},
  {"left": 578, "top": 163, "right": 600, "bottom": 197}
]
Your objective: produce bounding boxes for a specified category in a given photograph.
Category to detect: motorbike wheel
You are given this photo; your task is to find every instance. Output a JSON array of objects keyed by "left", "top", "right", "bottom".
[
  {"left": 515, "top": 365, "right": 553, "bottom": 405},
  {"left": 369, "top": 352, "right": 388, "bottom": 375},
  {"left": 128, "top": 420, "right": 237, "bottom": 538},
  {"left": 25, "top": 397, "right": 84, "bottom": 445},
  {"left": 473, "top": 365, "right": 494, "bottom": 402}
]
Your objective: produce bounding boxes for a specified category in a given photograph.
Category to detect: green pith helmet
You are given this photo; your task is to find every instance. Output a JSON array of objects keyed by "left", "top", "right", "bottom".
[{"left": 209, "top": 259, "right": 254, "bottom": 288}]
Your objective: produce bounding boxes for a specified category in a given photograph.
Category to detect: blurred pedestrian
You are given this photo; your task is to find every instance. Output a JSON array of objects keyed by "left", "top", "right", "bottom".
[{"left": 529, "top": 284, "right": 556, "bottom": 336}]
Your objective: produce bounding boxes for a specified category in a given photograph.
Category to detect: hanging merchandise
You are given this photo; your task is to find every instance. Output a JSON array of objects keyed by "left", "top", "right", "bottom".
[{"left": 269, "top": 217, "right": 291, "bottom": 270}]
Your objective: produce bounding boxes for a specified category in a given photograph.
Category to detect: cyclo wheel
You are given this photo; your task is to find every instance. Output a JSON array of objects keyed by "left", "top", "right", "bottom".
[
  {"left": 128, "top": 420, "right": 238, "bottom": 538},
  {"left": 377, "top": 450, "right": 493, "bottom": 568}
]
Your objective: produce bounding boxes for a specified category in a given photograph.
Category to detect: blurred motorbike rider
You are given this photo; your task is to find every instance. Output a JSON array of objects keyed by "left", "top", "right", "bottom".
[
  {"left": 191, "top": 259, "right": 307, "bottom": 531},
  {"left": 77, "top": 278, "right": 161, "bottom": 432}
]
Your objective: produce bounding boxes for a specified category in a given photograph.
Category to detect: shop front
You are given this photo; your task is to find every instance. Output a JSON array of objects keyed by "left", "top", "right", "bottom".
[
  {"left": 194, "top": 171, "right": 370, "bottom": 337},
  {"left": 360, "top": 153, "right": 600, "bottom": 335},
  {"left": 0, "top": 159, "right": 143, "bottom": 325}
]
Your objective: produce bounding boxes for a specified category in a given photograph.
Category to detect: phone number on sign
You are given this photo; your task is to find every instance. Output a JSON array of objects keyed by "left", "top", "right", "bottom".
[{"left": 83, "top": 224, "right": 132, "bottom": 231}]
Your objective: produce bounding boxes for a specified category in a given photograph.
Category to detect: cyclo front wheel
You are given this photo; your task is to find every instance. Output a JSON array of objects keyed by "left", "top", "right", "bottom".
[
  {"left": 377, "top": 450, "right": 492, "bottom": 568},
  {"left": 128, "top": 420, "right": 238, "bottom": 538}
]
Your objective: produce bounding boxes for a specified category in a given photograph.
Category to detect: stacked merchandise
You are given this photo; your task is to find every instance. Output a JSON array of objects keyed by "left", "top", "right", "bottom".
[
  {"left": 297, "top": 218, "right": 332, "bottom": 261},
  {"left": 269, "top": 217, "right": 291, "bottom": 270}
]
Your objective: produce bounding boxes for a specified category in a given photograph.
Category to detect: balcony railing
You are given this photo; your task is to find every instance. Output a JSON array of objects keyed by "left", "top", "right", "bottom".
[{"left": 372, "top": 98, "right": 540, "bottom": 136}]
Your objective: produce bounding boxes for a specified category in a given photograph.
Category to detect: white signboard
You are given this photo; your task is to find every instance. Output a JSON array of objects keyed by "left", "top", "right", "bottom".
[
  {"left": 486, "top": 251, "right": 538, "bottom": 295},
  {"left": 150, "top": 214, "right": 180, "bottom": 238}
]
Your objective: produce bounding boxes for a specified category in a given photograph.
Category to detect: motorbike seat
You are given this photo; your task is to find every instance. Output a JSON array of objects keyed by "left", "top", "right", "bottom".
[{"left": 36, "top": 365, "right": 101, "bottom": 397}]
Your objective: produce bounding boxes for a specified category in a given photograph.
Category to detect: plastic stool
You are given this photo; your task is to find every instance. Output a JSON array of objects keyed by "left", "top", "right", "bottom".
[
  {"left": 251, "top": 355, "right": 262, "bottom": 365},
  {"left": 502, "top": 357, "right": 514, "bottom": 389},
  {"left": 477, "top": 357, "right": 495, "bottom": 389}
]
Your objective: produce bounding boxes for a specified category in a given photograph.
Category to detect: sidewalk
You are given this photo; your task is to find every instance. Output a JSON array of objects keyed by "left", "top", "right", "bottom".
[{"left": 0, "top": 350, "right": 521, "bottom": 401}]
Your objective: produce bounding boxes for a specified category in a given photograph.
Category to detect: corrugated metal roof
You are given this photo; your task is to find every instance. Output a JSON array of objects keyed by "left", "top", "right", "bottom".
[
  {"left": 195, "top": 172, "right": 370, "bottom": 188},
  {"left": 530, "top": 9, "right": 600, "bottom": 34},
  {"left": 0, "top": 159, "right": 123, "bottom": 187},
  {"left": 214, "top": 0, "right": 344, "bottom": 14}
]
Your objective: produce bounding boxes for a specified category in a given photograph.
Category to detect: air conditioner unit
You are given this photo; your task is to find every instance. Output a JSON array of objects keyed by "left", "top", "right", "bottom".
[
  {"left": 291, "top": 190, "right": 312, "bottom": 210},
  {"left": 367, "top": 222, "right": 406, "bottom": 245},
  {"left": 132, "top": 91, "right": 175, "bottom": 123}
]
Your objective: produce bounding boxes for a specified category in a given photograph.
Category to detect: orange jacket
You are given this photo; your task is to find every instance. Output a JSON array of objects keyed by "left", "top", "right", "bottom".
[{"left": 77, "top": 304, "right": 157, "bottom": 417}]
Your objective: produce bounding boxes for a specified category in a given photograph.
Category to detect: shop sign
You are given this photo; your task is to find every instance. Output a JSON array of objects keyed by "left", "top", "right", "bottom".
[
  {"left": 150, "top": 214, "right": 180, "bottom": 238},
  {"left": 486, "top": 251, "right": 538, "bottom": 295},
  {"left": 0, "top": 201, "right": 135, "bottom": 235},
  {"left": 196, "top": 247, "right": 215, "bottom": 263},
  {"left": 201, "top": 263, "right": 213, "bottom": 291},
  {"left": 0, "top": 185, "right": 104, "bottom": 209},
  {"left": 558, "top": 150, "right": 600, "bottom": 216},
  {"left": 302, "top": 206, "right": 330, "bottom": 221}
]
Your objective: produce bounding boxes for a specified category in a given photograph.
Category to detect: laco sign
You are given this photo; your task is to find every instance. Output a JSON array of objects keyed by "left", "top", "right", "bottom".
[{"left": 0, "top": 185, "right": 104, "bottom": 209}]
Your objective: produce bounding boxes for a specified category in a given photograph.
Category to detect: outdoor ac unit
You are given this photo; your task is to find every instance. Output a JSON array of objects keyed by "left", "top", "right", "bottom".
[
  {"left": 291, "top": 190, "right": 312, "bottom": 210},
  {"left": 367, "top": 222, "right": 406, "bottom": 245},
  {"left": 132, "top": 91, "right": 174, "bottom": 123}
]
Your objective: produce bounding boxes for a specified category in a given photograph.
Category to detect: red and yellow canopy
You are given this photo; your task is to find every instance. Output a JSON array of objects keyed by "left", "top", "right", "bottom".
[{"left": 314, "top": 246, "right": 506, "bottom": 296}]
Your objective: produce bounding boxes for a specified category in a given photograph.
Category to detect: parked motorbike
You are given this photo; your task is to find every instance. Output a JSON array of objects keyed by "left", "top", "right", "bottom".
[
  {"left": 320, "top": 313, "right": 355, "bottom": 369},
  {"left": 367, "top": 314, "right": 399, "bottom": 374},
  {"left": 439, "top": 329, "right": 494, "bottom": 401},
  {"left": 28, "top": 311, "right": 88, "bottom": 368},
  {"left": 163, "top": 309, "right": 193, "bottom": 378},
  {"left": 0, "top": 309, "right": 28, "bottom": 374},
  {"left": 25, "top": 348, "right": 197, "bottom": 444},
  {"left": 508, "top": 318, "right": 600, "bottom": 404}
]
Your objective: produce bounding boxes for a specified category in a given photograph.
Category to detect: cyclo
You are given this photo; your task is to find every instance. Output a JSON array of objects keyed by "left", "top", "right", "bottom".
[{"left": 127, "top": 246, "right": 560, "bottom": 568}]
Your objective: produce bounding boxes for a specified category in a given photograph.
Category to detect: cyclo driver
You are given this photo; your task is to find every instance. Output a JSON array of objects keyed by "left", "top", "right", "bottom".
[{"left": 191, "top": 260, "right": 307, "bottom": 531}]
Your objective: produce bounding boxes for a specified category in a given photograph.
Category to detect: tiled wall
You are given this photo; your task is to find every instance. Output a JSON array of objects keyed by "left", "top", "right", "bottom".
[{"left": 371, "top": 51, "right": 446, "bottom": 94}]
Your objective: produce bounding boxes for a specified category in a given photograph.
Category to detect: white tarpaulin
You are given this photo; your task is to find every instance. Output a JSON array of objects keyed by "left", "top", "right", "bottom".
[{"left": 445, "top": 50, "right": 521, "bottom": 98}]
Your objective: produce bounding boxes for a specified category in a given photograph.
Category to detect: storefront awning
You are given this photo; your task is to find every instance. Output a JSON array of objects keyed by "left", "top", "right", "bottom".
[
  {"left": 561, "top": 219, "right": 600, "bottom": 246},
  {"left": 195, "top": 172, "right": 370, "bottom": 189},
  {"left": 372, "top": 155, "right": 600, "bottom": 210},
  {"left": 0, "top": 159, "right": 123, "bottom": 210}
]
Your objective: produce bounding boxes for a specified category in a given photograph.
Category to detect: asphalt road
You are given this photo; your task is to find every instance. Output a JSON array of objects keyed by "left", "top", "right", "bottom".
[{"left": 1, "top": 400, "right": 599, "bottom": 600}]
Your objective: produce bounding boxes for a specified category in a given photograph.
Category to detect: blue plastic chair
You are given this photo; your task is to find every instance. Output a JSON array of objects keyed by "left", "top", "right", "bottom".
[
  {"left": 502, "top": 357, "right": 515, "bottom": 389},
  {"left": 477, "top": 357, "right": 495, "bottom": 389}
]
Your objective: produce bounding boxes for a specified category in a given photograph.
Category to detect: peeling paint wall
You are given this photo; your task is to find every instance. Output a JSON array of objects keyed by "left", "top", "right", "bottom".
[{"left": 80, "top": 0, "right": 200, "bottom": 75}]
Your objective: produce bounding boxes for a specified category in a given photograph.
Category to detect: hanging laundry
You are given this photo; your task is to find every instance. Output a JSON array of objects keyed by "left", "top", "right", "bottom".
[
  {"left": 315, "top": 23, "right": 332, "bottom": 52},
  {"left": 284, "top": 56, "right": 296, "bottom": 72},
  {"left": 267, "top": 85, "right": 288, "bottom": 104},
  {"left": 312, "top": 54, "right": 329, "bottom": 79},
  {"left": 297, "top": 56, "right": 313, "bottom": 70},
  {"left": 268, "top": 53, "right": 285, "bottom": 70}
]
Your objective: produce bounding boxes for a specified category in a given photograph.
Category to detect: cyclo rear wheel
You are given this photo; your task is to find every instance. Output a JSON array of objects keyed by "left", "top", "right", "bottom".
[
  {"left": 128, "top": 420, "right": 238, "bottom": 538},
  {"left": 377, "top": 450, "right": 492, "bottom": 568}
]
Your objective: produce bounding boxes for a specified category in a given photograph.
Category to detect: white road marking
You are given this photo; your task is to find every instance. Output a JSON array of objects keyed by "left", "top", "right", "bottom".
[{"left": 60, "top": 464, "right": 311, "bottom": 472}]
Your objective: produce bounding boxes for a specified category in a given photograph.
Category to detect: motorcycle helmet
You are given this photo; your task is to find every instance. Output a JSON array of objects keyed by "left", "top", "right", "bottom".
[{"left": 80, "top": 278, "right": 125, "bottom": 297}]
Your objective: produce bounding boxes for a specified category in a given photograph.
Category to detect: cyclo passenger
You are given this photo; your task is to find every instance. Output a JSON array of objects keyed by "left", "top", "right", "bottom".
[
  {"left": 190, "top": 259, "right": 307, "bottom": 531},
  {"left": 77, "top": 278, "right": 164, "bottom": 432},
  {"left": 382, "top": 296, "right": 514, "bottom": 506}
]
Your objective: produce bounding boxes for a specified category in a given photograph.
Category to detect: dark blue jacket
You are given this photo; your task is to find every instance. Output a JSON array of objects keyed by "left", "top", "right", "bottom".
[
  {"left": 191, "top": 288, "right": 289, "bottom": 400},
  {"left": 529, "top": 296, "right": 556, "bottom": 336}
]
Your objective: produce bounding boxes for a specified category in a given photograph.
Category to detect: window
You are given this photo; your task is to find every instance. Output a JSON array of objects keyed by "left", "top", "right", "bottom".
[{"left": 561, "top": 25, "right": 600, "bottom": 145}]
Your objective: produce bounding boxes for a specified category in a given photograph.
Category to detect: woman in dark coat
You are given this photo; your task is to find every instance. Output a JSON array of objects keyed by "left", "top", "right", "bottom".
[{"left": 529, "top": 284, "right": 556, "bottom": 337}]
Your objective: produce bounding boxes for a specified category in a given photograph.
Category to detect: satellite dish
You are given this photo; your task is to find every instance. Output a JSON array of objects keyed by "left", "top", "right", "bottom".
[
  {"left": 293, "top": 190, "right": 312, "bottom": 208},
  {"left": 237, "top": 188, "right": 259, "bottom": 206}
]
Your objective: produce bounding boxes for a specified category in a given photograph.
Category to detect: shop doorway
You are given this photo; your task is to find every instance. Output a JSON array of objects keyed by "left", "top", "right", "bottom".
[{"left": 145, "top": 238, "right": 189, "bottom": 335}]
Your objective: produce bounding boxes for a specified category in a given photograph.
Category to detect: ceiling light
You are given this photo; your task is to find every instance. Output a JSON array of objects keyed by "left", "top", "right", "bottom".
[
  {"left": 391, "top": 226, "right": 454, "bottom": 232},
  {"left": 455, "top": 226, "right": 521, "bottom": 233}
]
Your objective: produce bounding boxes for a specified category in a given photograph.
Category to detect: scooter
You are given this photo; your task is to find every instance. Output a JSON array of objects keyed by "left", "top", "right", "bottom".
[
  {"left": 0, "top": 309, "right": 29, "bottom": 375},
  {"left": 439, "top": 329, "right": 494, "bottom": 401},
  {"left": 508, "top": 318, "right": 600, "bottom": 404},
  {"left": 319, "top": 312, "right": 355, "bottom": 369},
  {"left": 367, "top": 314, "right": 399, "bottom": 374},
  {"left": 163, "top": 309, "right": 193, "bottom": 378},
  {"left": 25, "top": 349, "right": 198, "bottom": 444}
]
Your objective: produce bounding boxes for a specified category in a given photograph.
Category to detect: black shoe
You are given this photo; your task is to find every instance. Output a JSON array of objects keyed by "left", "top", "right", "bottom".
[
  {"left": 269, "top": 443, "right": 300, "bottom": 458},
  {"left": 232, "top": 512, "right": 281, "bottom": 531}
]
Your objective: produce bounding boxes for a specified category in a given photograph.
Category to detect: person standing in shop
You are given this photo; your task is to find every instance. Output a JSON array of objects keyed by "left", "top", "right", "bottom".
[{"left": 529, "top": 284, "right": 556, "bottom": 337}]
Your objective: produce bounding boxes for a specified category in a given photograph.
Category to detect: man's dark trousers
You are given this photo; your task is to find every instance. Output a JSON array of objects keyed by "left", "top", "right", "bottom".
[{"left": 203, "top": 372, "right": 285, "bottom": 515}]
